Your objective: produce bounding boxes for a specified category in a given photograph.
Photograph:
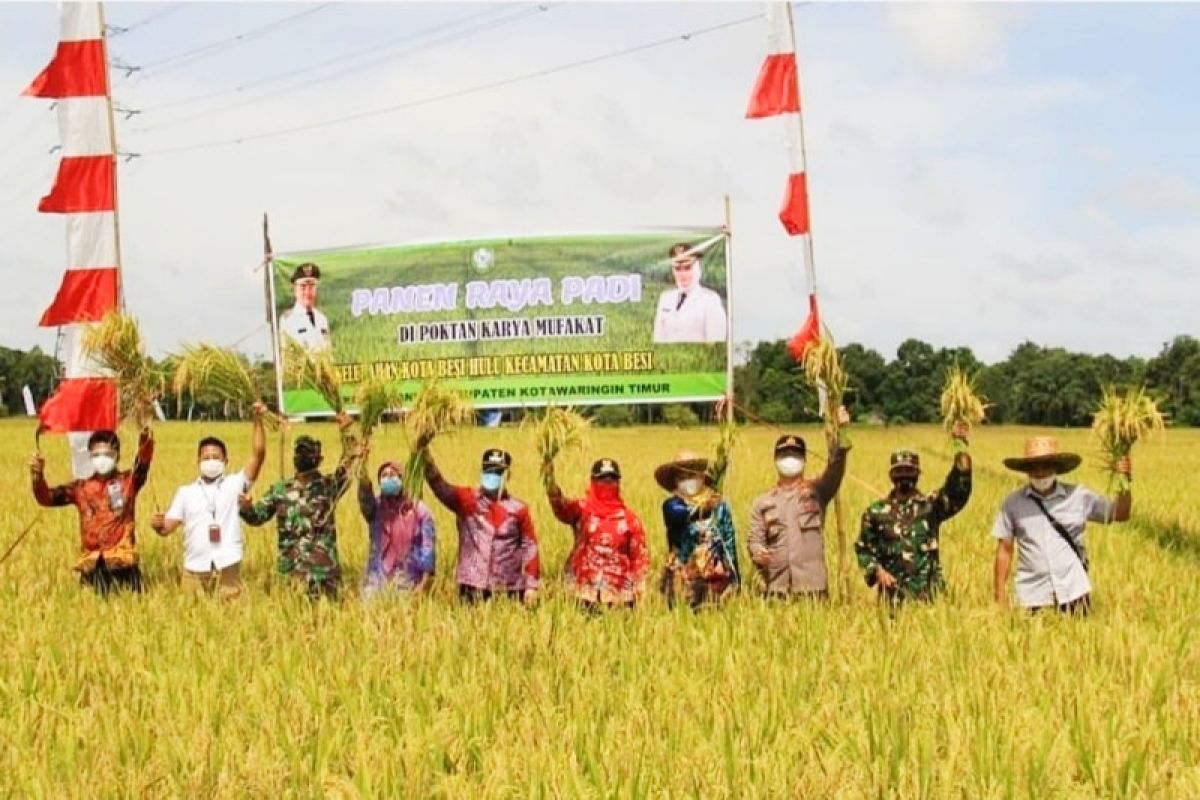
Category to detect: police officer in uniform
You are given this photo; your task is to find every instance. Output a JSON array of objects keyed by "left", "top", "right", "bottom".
[{"left": 279, "top": 262, "right": 331, "bottom": 351}]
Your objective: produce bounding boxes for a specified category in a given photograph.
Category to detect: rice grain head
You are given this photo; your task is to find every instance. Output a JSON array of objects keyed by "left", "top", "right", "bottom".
[
  {"left": 80, "top": 311, "right": 163, "bottom": 430},
  {"left": 1092, "top": 384, "right": 1166, "bottom": 493}
]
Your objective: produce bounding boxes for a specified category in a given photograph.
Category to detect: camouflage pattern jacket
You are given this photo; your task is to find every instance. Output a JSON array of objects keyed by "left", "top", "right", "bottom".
[{"left": 855, "top": 456, "right": 972, "bottom": 601}]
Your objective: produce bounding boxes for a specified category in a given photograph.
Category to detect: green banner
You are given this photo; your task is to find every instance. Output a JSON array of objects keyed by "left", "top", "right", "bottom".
[{"left": 272, "top": 231, "right": 731, "bottom": 415}]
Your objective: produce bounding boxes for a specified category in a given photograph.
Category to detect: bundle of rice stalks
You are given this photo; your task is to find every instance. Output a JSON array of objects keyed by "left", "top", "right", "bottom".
[
  {"left": 402, "top": 380, "right": 475, "bottom": 500},
  {"left": 172, "top": 343, "right": 282, "bottom": 429},
  {"left": 80, "top": 311, "right": 163, "bottom": 429},
  {"left": 1092, "top": 385, "right": 1165, "bottom": 493},
  {"left": 939, "top": 364, "right": 987, "bottom": 451},
  {"left": 708, "top": 413, "right": 737, "bottom": 491},
  {"left": 802, "top": 329, "right": 848, "bottom": 418},
  {"left": 354, "top": 374, "right": 403, "bottom": 444},
  {"left": 521, "top": 406, "right": 590, "bottom": 488},
  {"left": 282, "top": 340, "right": 344, "bottom": 413}
]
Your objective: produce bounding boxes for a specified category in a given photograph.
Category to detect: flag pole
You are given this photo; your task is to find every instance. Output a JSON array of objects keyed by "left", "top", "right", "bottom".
[
  {"left": 97, "top": 2, "right": 124, "bottom": 310},
  {"left": 722, "top": 193, "right": 735, "bottom": 422},
  {"left": 780, "top": 0, "right": 850, "bottom": 601},
  {"left": 262, "top": 213, "right": 287, "bottom": 479}
]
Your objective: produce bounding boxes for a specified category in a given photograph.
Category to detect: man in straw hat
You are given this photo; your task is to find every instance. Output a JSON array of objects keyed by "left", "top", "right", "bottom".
[
  {"left": 655, "top": 449, "right": 739, "bottom": 609},
  {"left": 992, "top": 436, "right": 1131, "bottom": 615},
  {"left": 418, "top": 436, "right": 540, "bottom": 606},
  {"left": 748, "top": 406, "right": 851, "bottom": 600},
  {"left": 855, "top": 422, "right": 972, "bottom": 604}
]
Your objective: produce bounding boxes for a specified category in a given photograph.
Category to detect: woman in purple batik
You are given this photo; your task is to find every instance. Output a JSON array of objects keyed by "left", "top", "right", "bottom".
[{"left": 357, "top": 460, "right": 436, "bottom": 599}]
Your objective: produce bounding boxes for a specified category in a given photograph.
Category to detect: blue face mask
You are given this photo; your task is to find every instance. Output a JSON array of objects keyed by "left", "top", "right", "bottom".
[
  {"left": 480, "top": 471, "right": 504, "bottom": 493},
  {"left": 379, "top": 476, "right": 402, "bottom": 497}
]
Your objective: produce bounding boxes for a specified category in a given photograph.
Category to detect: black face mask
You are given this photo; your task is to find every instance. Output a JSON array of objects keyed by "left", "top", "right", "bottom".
[
  {"left": 893, "top": 477, "right": 918, "bottom": 494},
  {"left": 294, "top": 454, "right": 320, "bottom": 473}
]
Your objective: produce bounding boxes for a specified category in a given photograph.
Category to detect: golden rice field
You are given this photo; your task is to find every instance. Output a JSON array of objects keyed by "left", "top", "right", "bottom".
[{"left": 1, "top": 418, "right": 1197, "bottom": 798}]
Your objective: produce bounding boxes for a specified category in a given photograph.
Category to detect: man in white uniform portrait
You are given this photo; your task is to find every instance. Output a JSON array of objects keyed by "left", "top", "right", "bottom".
[
  {"left": 652, "top": 242, "right": 727, "bottom": 344},
  {"left": 279, "top": 262, "right": 332, "bottom": 352}
]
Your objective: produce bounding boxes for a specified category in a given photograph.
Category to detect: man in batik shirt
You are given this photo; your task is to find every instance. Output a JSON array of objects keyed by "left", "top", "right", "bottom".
[
  {"left": 29, "top": 426, "right": 155, "bottom": 594},
  {"left": 418, "top": 434, "right": 540, "bottom": 605},
  {"left": 239, "top": 415, "right": 357, "bottom": 599},
  {"left": 855, "top": 423, "right": 972, "bottom": 604}
]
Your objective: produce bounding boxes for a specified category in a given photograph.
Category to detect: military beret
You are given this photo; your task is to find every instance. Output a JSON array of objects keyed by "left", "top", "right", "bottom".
[
  {"left": 481, "top": 448, "right": 512, "bottom": 472},
  {"left": 773, "top": 434, "right": 807, "bottom": 456},
  {"left": 889, "top": 450, "right": 921, "bottom": 472},
  {"left": 291, "top": 262, "right": 321, "bottom": 283},
  {"left": 591, "top": 458, "right": 621, "bottom": 479}
]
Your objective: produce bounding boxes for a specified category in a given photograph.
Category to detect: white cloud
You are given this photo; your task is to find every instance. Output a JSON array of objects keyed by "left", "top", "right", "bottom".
[{"left": 886, "top": 3, "right": 1023, "bottom": 75}]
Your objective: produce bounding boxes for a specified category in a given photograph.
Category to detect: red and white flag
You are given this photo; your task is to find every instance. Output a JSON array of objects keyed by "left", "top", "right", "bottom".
[
  {"left": 747, "top": 2, "right": 820, "bottom": 360},
  {"left": 25, "top": 1, "right": 120, "bottom": 477}
]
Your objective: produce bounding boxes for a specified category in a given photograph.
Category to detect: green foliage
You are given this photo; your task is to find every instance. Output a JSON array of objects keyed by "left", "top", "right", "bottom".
[
  {"left": 734, "top": 335, "right": 1200, "bottom": 428},
  {"left": 1146, "top": 335, "right": 1200, "bottom": 425},
  {"left": 661, "top": 404, "right": 699, "bottom": 428},
  {"left": 591, "top": 405, "right": 635, "bottom": 427},
  {"left": 0, "top": 346, "right": 56, "bottom": 415}
]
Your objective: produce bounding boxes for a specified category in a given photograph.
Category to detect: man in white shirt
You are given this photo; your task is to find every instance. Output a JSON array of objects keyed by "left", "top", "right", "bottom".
[
  {"left": 992, "top": 436, "right": 1132, "bottom": 615},
  {"left": 652, "top": 243, "right": 727, "bottom": 344},
  {"left": 279, "top": 262, "right": 332, "bottom": 352},
  {"left": 151, "top": 403, "right": 268, "bottom": 599}
]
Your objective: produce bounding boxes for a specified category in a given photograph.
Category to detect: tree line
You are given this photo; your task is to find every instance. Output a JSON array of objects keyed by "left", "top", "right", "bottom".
[
  {"left": 2, "top": 334, "right": 1197, "bottom": 426},
  {"left": 734, "top": 335, "right": 1200, "bottom": 427}
]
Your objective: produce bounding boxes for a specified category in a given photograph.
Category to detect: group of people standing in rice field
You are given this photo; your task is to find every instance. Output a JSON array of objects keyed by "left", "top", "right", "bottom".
[{"left": 26, "top": 404, "right": 1133, "bottom": 616}]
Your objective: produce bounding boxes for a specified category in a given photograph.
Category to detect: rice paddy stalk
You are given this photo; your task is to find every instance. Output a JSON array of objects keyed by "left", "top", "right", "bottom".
[
  {"left": 1092, "top": 385, "right": 1165, "bottom": 493},
  {"left": 80, "top": 311, "right": 163, "bottom": 430},
  {"left": 939, "top": 364, "right": 987, "bottom": 453},
  {"left": 708, "top": 413, "right": 737, "bottom": 492},
  {"left": 282, "top": 341, "right": 344, "bottom": 414},
  {"left": 802, "top": 327, "right": 851, "bottom": 601},
  {"left": 402, "top": 380, "right": 475, "bottom": 501},
  {"left": 522, "top": 407, "right": 590, "bottom": 489},
  {"left": 353, "top": 374, "right": 403, "bottom": 446},
  {"left": 172, "top": 343, "right": 283, "bottom": 430}
]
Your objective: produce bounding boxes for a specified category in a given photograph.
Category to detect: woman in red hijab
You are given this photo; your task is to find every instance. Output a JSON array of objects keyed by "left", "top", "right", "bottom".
[
  {"left": 543, "top": 456, "right": 649, "bottom": 610},
  {"left": 357, "top": 460, "right": 436, "bottom": 599}
]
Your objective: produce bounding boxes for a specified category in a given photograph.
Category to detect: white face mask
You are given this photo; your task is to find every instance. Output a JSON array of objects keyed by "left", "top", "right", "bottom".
[
  {"left": 91, "top": 454, "right": 116, "bottom": 476},
  {"left": 776, "top": 456, "right": 805, "bottom": 478},
  {"left": 677, "top": 477, "right": 703, "bottom": 497},
  {"left": 199, "top": 459, "right": 226, "bottom": 480},
  {"left": 1029, "top": 475, "right": 1056, "bottom": 493}
]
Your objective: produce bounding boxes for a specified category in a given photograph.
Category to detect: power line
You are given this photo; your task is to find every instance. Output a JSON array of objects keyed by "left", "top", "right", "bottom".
[
  {"left": 132, "top": 3, "right": 335, "bottom": 76},
  {"left": 136, "top": 3, "right": 528, "bottom": 114},
  {"left": 107, "top": 5, "right": 186, "bottom": 38},
  {"left": 132, "top": 4, "right": 552, "bottom": 134},
  {"left": 138, "top": 12, "right": 763, "bottom": 158}
]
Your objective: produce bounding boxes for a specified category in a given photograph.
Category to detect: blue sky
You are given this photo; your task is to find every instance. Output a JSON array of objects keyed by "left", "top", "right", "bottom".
[{"left": 0, "top": 1, "right": 1197, "bottom": 364}]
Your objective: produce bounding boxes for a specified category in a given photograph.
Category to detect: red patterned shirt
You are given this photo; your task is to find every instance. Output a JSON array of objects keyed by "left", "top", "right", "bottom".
[{"left": 549, "top": 482, "right": 649, "bottom": 604}]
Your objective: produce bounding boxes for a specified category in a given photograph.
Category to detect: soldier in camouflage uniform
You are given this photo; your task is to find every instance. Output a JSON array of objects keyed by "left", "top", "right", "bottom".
[
  {"left": 855, "top": 424, "right": 972, "bottom": 603},
  {"left": 239, "top": 415, "right": 358, "bottom": 600}
]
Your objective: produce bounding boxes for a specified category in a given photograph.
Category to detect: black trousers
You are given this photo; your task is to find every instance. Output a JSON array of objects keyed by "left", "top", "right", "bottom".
[
  {"left": 1031, "top": 594, "right": 1091, "bottom": 616},
  {"left": 458, "top": 585, "right": 524, "bottom": 604},
  {"left": 81, "top": 558, "right": 143, "bottom": 595}
]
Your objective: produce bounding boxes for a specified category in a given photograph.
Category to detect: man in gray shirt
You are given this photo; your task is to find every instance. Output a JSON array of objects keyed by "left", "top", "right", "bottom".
[
  {"left": 748, "top": 407, "right": 850, "bottom": 599},
  {"left": 992, "top": 436, "right": 1132, "bottom": 614}
]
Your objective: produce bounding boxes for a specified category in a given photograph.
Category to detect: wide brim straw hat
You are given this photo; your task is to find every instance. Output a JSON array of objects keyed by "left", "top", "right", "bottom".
[
  {"left": 654, "top": 450, "right": 711, "bottom": 492},
  {"left": 1002, "top": 436, "right": 1082, "bottom": 475}
]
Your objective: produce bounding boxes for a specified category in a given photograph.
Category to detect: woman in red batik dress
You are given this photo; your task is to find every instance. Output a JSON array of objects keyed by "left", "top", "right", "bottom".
[{"left": 543, "top": 456, "right": 649, "bottom": 610}]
